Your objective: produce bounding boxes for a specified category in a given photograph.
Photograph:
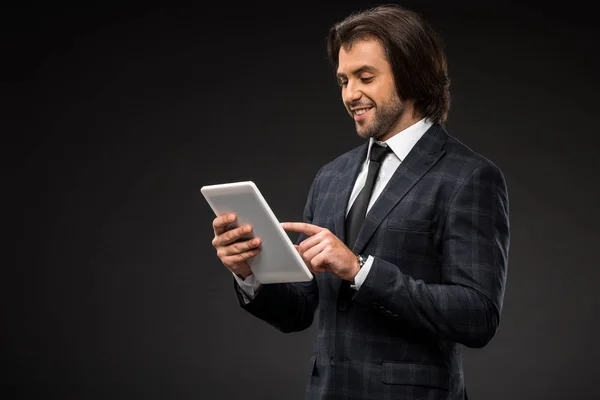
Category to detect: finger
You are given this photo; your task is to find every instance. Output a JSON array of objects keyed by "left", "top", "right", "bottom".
[
  {"left": 213, "top": 224, "right": 254, "bottom": 247},
  {"left": 219, "top": 238, "right": 261, "bottom": 257},
  {"left": 301, "top": 239, "right": 328, "bottom": 265},
  {"left": 222, "top": 248, "right": 261, "bottom": 266},
  {"left": 213, "top": 213, "right": 237, "bottom": 235},
  {"left": 310, "top": 251, "right": 332, "bottom": 273},
  {"left": 302, "top": 241, "right": 334, "bottom": 274},
  {"left": 297, "top": 229, "right": 330, "bottom": 253},
  {"left": 281, "top": 222, "right": 323, "bottom": 236},
  {"left": 294, "top": 244, "right": 320, "bottom": 275}
]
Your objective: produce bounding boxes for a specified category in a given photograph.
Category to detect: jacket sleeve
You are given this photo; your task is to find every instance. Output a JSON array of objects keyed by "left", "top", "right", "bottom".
[
  {"left": 234, "top": 169, "right": 323, "bottom": 333},
  {"left": 352, "top": 162, "right": 510, "bottom": 348}
]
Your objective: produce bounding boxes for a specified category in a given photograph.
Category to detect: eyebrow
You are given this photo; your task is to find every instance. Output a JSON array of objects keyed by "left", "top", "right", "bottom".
[{"left": 336, "top": 65, "right": 378, "bottom": 79}]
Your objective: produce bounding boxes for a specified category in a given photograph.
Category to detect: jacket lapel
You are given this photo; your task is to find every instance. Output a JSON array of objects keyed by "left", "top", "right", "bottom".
[{"left": 352, "top": 124, "right": 448, "bottom": 254}]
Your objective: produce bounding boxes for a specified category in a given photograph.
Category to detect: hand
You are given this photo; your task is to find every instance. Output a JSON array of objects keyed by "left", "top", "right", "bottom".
[
  {"left": 281, "top": 222, "right": 359, "bottom": 281},
  {"left": 212, "top": 213, "right": 262, "bottom": 279}
]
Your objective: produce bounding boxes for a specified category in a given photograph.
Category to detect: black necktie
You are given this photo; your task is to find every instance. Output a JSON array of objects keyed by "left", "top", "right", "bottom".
[{"left": 345, "top": 143, "right": 391, "bottom": 249}]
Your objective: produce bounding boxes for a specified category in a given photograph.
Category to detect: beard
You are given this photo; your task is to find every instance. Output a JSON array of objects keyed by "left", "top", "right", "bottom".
[{"left": 354, "top": 93, "right": 404, "bottom": 140}]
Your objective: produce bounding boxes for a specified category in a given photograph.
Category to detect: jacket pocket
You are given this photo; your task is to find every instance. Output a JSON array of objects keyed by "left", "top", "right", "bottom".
[
  {"left": 386, "top": 219, "right": 434, "bottom": 234},
  {"left": 381, "top": 361, "right": 449, "bottom": 390}
]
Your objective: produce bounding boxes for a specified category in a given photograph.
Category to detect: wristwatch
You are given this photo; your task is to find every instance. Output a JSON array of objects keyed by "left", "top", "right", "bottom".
[
  {"left": 352, "top": 254, "right": 367, "bottom": 285},
  {"left": 357, "top": 254, "right": 367, "bottom": 269}
]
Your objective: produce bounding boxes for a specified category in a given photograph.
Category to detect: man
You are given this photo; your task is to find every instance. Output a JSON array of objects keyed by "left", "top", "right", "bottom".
[{"left": 211, "top": 4, "right": 509, "bottom": 400}]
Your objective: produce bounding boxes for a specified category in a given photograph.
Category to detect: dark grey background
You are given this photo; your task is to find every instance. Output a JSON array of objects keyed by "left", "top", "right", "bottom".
[{"left": 3, "top": 1, "right": 599, "bottom": 399}]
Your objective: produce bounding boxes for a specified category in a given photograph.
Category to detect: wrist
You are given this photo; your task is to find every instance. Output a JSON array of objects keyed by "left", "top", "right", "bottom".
[{"left": 235, "top": 270, "right": 253, "bottom": 280}]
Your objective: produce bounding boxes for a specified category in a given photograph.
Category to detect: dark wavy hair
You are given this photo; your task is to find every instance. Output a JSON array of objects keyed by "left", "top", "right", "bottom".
[{"left": 327, "top": 4, "right": 451, "bottom": 124}]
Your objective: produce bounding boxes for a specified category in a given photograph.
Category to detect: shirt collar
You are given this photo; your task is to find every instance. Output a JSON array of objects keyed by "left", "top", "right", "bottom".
[{"left": 367, "top": 118, "right": 433, "bottom": 162}]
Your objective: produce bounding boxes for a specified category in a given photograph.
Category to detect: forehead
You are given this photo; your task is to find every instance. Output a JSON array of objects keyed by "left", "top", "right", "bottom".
[{"left": 337, "top": 38, "right": 389, "bottom": 75}]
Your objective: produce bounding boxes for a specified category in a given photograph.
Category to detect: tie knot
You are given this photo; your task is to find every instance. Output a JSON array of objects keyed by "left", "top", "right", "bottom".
[{"left": 369, "top": 143, "right": 390, "bottom": 163}]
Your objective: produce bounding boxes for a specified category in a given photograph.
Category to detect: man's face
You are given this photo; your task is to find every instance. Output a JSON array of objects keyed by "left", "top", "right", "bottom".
[{"left": 337, "top": 38, "right": 404, "bottom": 141}]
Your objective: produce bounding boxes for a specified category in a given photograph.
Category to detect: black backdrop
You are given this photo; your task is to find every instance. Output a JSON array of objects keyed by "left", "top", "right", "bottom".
[{"left": 3, "top": 1, "right": 599, "bottom": 399}]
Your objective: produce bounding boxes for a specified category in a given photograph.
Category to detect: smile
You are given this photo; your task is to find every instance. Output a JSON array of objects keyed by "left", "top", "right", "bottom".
[{"left": 352, "top": 107, "right": 373, "bottom": 121}]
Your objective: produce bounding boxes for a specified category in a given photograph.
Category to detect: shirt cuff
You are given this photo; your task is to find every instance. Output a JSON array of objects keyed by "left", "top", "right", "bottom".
[
  {"left": 350, "top": 255, "right": 373, "bottom": 290},
  {"left": 233, "top": 273, "right": 262, "bottom": 303}
]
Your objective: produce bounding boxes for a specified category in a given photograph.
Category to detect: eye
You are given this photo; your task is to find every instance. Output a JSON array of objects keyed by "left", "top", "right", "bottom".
[
  {"left": 361, "top": 76, "right": 374, "bottom": 83},
  {"left": 338, "top": 79, "right": 348, "bottom": 88}
]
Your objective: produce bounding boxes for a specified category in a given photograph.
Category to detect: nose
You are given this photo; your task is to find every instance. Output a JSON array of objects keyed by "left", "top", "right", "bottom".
[{"left": 344, "top": 82, "right": 363, "bottom": 104}]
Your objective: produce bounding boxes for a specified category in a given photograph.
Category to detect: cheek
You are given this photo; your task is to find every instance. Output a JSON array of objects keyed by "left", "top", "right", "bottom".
[
  {"left": 377, "top": 79, "right": 398, "bottom": 103},
  {"left": 363, "top": 85, "right": 386, "bottom": 106}
]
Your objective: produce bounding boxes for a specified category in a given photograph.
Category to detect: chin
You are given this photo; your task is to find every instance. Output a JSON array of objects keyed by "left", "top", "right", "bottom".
[
  {"left": 355, "top": 129, "right": 371, "bottom": 139},
  {"left": 356, "top": 126, "right": 380, "bottom": 140},
  {"left": 355, "top": 123, "right": 372, "bottom": 138}
]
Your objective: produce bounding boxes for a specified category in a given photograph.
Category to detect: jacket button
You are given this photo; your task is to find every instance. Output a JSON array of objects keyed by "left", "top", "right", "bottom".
[
  {"left": 330, "top": 357, "right": 335, "bottom": 366},
  {"left": 338, "top": 300, "right": 348, "bottom": 311}
]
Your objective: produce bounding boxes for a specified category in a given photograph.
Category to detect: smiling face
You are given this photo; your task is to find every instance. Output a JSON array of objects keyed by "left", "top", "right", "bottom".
[{"left": 337, "top": 38, "right": 417, "bottom": 141}]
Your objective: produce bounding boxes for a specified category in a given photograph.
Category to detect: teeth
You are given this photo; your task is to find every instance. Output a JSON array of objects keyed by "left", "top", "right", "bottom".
[{"left": 355, "top": 108, "right": 369, "bottom": 115}]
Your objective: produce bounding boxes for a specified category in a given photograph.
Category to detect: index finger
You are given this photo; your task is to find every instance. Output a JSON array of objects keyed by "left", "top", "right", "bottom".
[
  {"left": 281, "top": 222, "right": 323, "bottom": 236},
  {"left": 213, "top": 213, "right": 236, "bottom": 235}
]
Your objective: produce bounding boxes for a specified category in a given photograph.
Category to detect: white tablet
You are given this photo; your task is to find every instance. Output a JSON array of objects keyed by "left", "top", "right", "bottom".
[{"left": 200, "top": 181, "right": 313, "bottom": 284}]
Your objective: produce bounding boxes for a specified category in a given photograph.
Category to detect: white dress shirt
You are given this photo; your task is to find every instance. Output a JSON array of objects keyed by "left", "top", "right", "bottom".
[{"left": 235, "top": 118, "right": 432, "bottom": 300}]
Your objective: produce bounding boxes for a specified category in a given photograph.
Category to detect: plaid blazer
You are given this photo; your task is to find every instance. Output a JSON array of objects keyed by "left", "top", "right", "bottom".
[{"left": 236, "top": 124, "right": 510, "bottom": 400}]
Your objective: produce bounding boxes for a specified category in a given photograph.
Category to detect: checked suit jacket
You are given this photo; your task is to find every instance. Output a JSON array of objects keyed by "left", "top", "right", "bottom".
[{"left": 235, "top": 123, "right": 510, "bottom": 400}]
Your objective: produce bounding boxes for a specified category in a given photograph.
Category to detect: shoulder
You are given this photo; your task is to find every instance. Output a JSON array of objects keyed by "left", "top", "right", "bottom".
[
  {"left": 314, "top": 143, "right": 365, "bottom": 180},
  {"left": 442, "top": 129, "right": 506, "bottom": 185}
]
